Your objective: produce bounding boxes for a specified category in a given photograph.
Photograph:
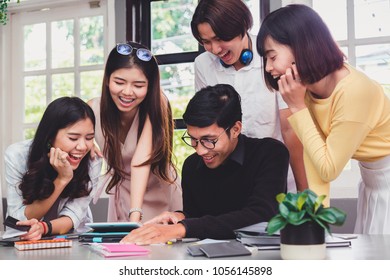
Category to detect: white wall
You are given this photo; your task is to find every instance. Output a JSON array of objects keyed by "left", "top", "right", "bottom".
[{"left": 0, "top": 22, "right": 13, "bottom": 198}]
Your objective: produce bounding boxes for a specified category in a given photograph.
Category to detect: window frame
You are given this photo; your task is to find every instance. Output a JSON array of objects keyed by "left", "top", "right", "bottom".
[
  {"left": 11, "top": 3, "right": 109, "bottom": 139},
  {"left": 124, "top": 0, "right": 264, "bottom": 129}
]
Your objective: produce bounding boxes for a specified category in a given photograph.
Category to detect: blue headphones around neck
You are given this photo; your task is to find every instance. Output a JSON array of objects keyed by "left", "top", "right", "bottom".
[{"left": 220, "top": 34, "right": 253, "bottom": 68}]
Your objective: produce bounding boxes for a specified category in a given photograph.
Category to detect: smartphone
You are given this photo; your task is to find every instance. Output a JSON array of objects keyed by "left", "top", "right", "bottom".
[{"left": 3, "top": 216, "right": 31, "bottom": 232}]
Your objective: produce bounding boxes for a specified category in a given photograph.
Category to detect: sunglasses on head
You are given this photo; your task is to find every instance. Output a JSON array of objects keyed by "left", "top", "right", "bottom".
[{"left": 116, "top": 43, "right": 153, "bottom": 62}]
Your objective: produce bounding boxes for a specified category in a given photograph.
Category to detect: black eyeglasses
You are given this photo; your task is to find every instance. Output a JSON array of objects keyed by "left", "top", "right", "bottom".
[
  {"left": 116, "top": 43, "right": 153, "bottom": 62},
  {"left": 181, "top": 127, "right": 230, "bottom": 150}
]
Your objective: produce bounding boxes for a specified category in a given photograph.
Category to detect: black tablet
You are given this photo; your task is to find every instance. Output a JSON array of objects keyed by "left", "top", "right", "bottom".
[{"left": 85, "top": 222, "right": 141, "bottom": 233}]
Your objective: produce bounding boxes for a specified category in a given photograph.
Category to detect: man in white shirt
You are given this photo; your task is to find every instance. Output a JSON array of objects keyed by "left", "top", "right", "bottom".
[{"left": 190, "top": 0, "right": 308, "bottom": 192}]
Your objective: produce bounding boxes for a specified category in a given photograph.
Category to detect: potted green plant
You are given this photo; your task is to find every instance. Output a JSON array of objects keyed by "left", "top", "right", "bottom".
[{"left": 267, "top": 189, "right": 347, "bottom": 260}]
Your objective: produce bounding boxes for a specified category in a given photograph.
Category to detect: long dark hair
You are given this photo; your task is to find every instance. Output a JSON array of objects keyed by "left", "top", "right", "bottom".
[
  {"left": 100, "top": 41, "right": 176, "bottom": 193},
  {"left": 19, "top": 97, "right": 96, "bottom": 204},
  {"left": 257, "top": 4, "right": 345, "bottom": 91}
]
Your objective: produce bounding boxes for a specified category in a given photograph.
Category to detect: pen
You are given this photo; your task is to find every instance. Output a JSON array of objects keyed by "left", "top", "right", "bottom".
[
  {"left": 90, "top": 237, "right": 122, "bottom": 243},
  {"left": 166, "top": 239, "right": 176, "bottom": 245},
  {"left": 181, "top": 238, "right": 200, "bottom": 243},
  {"left": 40, "top": 233, "right": 79, "bottom": 240},
  {"left": 165, "top": 238, "right": 199, "bottom": 245}
]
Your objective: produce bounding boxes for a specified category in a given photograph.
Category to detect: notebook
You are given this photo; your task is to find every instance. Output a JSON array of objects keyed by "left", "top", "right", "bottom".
[
  {"left": 14, "top": 239, "right": 73, "bottom": 251},
  {"left": 88, "top": 243, "right": 150, "bottom": 258},
  {"left": 187, "top": 240, "right": 251, "bottom": 258},
  {"left": 234, "top": 222, "right": 280, "bottom": 249}
]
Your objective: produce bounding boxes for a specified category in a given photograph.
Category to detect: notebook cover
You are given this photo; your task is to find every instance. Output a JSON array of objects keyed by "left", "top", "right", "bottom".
[
  {"left": 198, "top": 241, "right": 251, "bottom": 258},
  {"left": 187, "top": 244, "right": 206, "bottom": 257},
  {"left": 98, "top": 243, "right": 150, "bottom": 253}
]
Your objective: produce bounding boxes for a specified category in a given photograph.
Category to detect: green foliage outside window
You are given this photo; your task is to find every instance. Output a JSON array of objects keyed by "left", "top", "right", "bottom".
[
  {"left": 151, "top": 0, "right": 198, "bottom": 54},
  {"left": 171, "top": 95, "right": 194, "bottom": 175},
  {"left": 151, "top": 0, "right": 199, "bottom": 174},
  {"left": 0, "top": 0, "right": 19, "bottom": 25}
]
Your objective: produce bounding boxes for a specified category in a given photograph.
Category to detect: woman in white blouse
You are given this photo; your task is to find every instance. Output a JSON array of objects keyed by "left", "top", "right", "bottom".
[{"left": 5, "top": 97, "right": 102, "bottom": 240}]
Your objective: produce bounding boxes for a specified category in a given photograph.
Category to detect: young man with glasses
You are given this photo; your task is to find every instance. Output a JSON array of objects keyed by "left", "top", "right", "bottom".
[{"left": 121, "top": 84, "right": 289, "bottom": 244}]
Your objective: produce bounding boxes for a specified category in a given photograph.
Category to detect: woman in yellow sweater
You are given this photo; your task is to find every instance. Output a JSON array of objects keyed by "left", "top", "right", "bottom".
[{"left": 256, "top": 4, "right": 390, "bottom": 234}]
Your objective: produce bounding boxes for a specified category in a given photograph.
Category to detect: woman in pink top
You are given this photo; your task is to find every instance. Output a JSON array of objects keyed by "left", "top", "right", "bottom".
[{"left": 88, "top": 42, "right": 182, "bottom": 231}]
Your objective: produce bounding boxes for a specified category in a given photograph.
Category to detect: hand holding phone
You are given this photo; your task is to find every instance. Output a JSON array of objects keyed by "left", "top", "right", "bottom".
[{"left": 3, "top": 216, "right": 31, "bottom": 232}]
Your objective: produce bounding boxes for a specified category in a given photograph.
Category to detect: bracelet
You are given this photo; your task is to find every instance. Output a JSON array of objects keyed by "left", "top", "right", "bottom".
[
  {"left": 44, "top": 220, "right": 53, "bottom": 236},
  {"left": 128, "top": 208, "right": 143, "bottom": 220},
  {"left": 39, "top": 221, "right": 47, "bottom": 235}
]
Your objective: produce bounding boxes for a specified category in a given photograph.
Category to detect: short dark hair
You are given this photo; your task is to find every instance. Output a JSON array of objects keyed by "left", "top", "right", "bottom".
[
  {"left": 191, "top": 0, "right": 253, "bottom": 43},
  {"left": 257, "top": 4, "right": 345, "bottom": 91},
  {"left": 183, "top": 84, "right": 242, "bottom": 131}
]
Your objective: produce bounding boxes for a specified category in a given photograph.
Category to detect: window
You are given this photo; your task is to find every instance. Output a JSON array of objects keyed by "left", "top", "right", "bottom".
[
  {"left": 313, "top": 0, "right": 390, "bottom": 95},
  {"left": 149, "top": 0, "right": 199, "bottom": 170},
  {"left": 10, "top": 0, "right": 108, "bottom": 140},
  {"left": 0, "top": 0, "right": 112, "bottom": 196},
  {"left": 129, "top": 0, "right": 261, "bottom": 172}
]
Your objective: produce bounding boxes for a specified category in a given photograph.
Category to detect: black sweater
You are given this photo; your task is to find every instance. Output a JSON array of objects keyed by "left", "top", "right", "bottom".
[{"left": 180, "top": 135, "right": 289, "bottom": 239}]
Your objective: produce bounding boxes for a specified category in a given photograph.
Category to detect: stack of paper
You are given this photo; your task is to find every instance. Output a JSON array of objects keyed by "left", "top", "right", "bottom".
[
  {"left": 234, "top": 222, "right": 280, "bottom": 250},
  {"left": 325, "top": 235, "right": 355, "bottom": 247},
  {"left": 234, "top": 222, "right": 354, "bottom": 250}
]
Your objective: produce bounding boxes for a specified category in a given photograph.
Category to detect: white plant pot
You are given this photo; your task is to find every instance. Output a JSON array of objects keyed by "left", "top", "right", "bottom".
[
  {"left": 280, "top": 222, "right": 326, "bottom": 260},
  {"left": 280, "top": 243, "right": 326, "bottom": 260}
]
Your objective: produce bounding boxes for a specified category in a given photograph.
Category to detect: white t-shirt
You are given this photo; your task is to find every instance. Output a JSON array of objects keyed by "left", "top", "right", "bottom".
[{"left": 194, "top": 35, "right": 288, "bottom": 140}]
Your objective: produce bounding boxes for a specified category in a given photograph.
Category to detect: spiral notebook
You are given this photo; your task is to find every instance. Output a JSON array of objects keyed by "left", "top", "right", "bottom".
[{"left": 14, "top": 239, "right": 73, "bottom": 251}]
